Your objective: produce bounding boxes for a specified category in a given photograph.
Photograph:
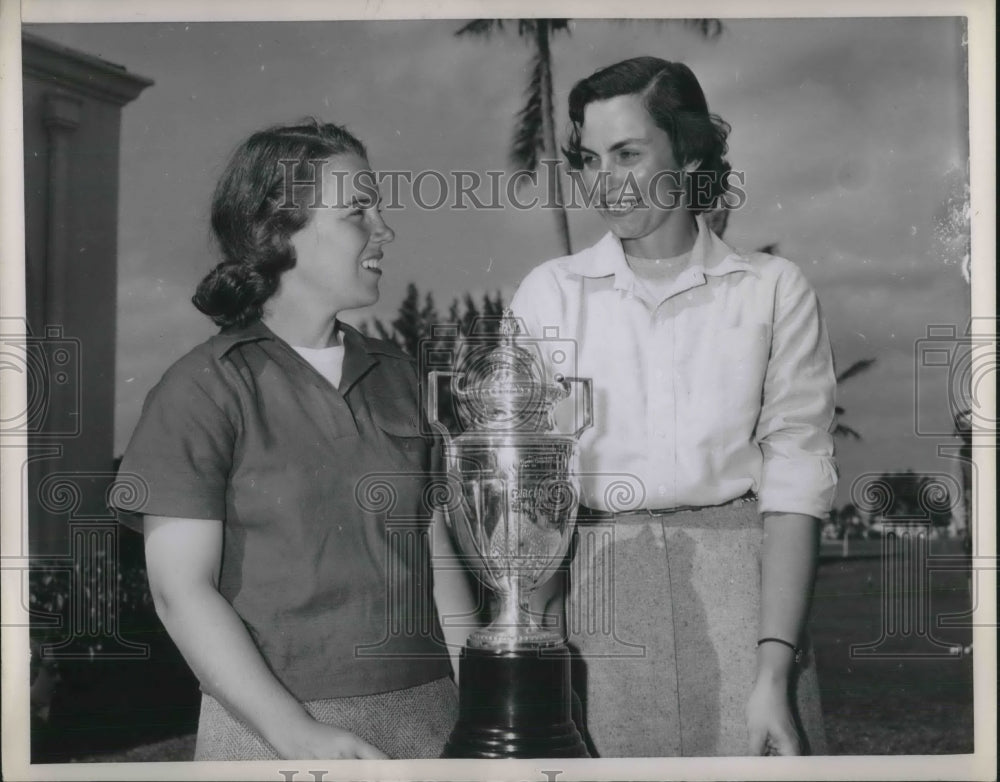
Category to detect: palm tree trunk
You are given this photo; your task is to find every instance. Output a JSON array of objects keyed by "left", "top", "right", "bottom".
[{"left": 535, "top": 20, "right": 572, "bottom": 256}]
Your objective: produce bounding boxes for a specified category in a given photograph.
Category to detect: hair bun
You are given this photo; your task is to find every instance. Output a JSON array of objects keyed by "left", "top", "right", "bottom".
[{"left": 192, "top": 262, "right": 276, "bottom": 328}]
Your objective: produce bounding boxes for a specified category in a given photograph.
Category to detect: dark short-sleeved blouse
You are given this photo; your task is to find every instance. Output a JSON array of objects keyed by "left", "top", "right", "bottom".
[{"left": 114, "top": 320, "right": 452, "bottom": 700}]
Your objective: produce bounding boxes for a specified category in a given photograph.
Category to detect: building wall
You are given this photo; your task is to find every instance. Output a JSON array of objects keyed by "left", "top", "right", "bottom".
[{"left": 22, "top": 34, "right": 152, "bottom": 555}]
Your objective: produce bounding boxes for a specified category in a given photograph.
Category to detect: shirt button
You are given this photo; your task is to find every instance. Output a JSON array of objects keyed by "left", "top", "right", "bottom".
[{"left": 658, "top": 485, "right": 667, "bottom": 495}]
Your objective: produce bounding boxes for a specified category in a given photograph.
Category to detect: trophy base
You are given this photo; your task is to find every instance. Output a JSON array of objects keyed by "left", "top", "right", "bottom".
[
  {"left": 442, "top": 645, "right": 589, "bottom": 759},
  {"left": 467, "top": 625, "right": 564, "bottom": 650}
]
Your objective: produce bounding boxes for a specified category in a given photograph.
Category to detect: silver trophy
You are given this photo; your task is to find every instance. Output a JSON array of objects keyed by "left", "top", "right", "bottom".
[{"left": 428, "top": 312, "right": 593, "bottom": 650}]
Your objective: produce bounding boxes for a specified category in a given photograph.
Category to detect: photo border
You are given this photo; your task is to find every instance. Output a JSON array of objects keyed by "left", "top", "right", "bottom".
[{"left": 1, "top": 1, "right": 994, "bottom": 780}]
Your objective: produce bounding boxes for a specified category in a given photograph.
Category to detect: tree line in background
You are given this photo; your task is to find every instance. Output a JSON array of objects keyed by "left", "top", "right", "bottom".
[
  {"left": 826, "top": 469, "right": 962, "bottom": 542},
  {"left": 362, "top": 283, "right": 506, "bottom": 359}
]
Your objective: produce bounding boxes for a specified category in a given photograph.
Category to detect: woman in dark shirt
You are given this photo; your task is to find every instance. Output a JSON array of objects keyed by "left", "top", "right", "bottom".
[{"left": 116, "top": 119, "right": 470, "bottom": 760}]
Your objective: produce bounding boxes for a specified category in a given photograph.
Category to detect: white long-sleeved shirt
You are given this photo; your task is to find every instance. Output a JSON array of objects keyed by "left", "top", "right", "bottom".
[{"left": 509, "top": 214, "right": 838, "bottom": 518}]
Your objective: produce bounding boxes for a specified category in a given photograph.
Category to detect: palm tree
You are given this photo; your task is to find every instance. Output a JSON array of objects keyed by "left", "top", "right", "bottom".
[
  {"left": 455, "top": 18, "right": 725, "bottom": 256},
  {"left": 456, "top": 20, "right": 572, "bottom": 254}
]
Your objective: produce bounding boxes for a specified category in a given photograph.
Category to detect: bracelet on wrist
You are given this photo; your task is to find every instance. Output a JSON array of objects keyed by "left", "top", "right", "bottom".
[{"left": 757, "top": 636, "right": 802, "bottom": 664}]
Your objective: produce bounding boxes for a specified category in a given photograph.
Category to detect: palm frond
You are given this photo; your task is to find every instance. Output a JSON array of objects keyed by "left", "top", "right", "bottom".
[
  {"left": 516, "top": 19, "right": 571, "bottom": 37},
  {"left": 833, "top": 423, "right": 863, "bottom": 440},
  {"left": 459, "top": 18, "right": 570, "bottom": 40},
  {"left": 610, "top": 18, "right": 725, "bottom": 40},
  {"left": 455, "top": 19, "right": 503, "bottom": 37},
  {"left": 836, "top": 358, "right": 877, "bottom": 384},
  {"left": 680, "top": 18, "right": 725, "bottom": 39},
  {"left": 509, "top": 49, "right": 544, "bottom": 174}
]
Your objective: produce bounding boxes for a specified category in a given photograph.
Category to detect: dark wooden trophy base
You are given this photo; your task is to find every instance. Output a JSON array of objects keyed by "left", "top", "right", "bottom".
[{"left": 442, "top": 644, "right": 589, "bottom": 758}]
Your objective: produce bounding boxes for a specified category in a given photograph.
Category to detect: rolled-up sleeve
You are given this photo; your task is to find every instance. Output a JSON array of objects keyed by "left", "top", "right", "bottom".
[
  {"left": 756, "top": 262, "right": 838, "bottom": 518},
  {"left": 113, "top": 358, "right": 235, "bottom": 530}
]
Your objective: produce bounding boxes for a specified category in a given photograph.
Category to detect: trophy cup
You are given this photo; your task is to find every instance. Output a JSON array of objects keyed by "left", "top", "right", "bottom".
[{"left": 428, "top": 312, "right": 592, "bottom": 758}]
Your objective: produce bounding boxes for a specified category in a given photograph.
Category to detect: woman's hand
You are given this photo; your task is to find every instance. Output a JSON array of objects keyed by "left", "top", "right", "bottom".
[
  {"left": 746, "top": 676, "right": 801, "bottom": 756},
  {"left": 274, "top": 716, "right": 388, "bottom": 759}
]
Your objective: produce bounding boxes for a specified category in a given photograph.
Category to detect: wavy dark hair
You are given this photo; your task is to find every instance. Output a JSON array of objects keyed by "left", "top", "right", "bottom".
[
  {"left": 192, "top": 119, "right": 367, "bottom": 329},
  {"left": 563, "top": 57, "right": 733, "bottom": 214}
]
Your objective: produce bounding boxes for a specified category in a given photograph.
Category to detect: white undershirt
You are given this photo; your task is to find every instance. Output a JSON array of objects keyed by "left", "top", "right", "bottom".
[{"left": 292, "top": 343, "right": 346, "bottom": 390}]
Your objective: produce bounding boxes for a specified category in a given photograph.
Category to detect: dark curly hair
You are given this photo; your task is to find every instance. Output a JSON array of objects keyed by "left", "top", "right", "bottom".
[
  {"left": 563, "top": 57, "right": 733, "bottom": 214},
  {"left": 192, "top": 119, "right": 367, "bottom": 329}
]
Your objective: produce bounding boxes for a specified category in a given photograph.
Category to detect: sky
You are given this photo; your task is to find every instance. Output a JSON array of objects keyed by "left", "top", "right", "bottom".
[{"left": 24, "top": 16, "right": 973, "bottom": 507}]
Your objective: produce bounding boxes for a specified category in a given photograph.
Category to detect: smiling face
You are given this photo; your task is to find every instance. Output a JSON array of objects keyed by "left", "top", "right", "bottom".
[
  {"left": 578, "top": 93, "right": 694, "bottom": 246},
  {"left": 283, "top": 152, "right": 394, "bottom": 315}
]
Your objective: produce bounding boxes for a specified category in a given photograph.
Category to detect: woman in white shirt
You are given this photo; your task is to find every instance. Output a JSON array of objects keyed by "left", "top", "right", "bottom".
[{"left": 510, "top": 57, "right": 835, "bottom": 758}]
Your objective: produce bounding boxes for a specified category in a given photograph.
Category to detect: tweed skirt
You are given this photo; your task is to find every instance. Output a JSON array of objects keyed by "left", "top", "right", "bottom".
[
  {"left": 194, "top": 676, "right": 458, "bottom": 760},
  {"left": 566, "top": 498, "right": 827, "bottom": 758}
]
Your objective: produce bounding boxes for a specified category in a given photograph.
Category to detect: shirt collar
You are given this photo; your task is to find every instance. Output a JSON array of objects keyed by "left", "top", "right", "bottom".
[
  {"left": 209, "top": 318, "right": 410, "bottom": 361},
  {"left": 557, "top": 213, "right": 761, "bottom": 288}
]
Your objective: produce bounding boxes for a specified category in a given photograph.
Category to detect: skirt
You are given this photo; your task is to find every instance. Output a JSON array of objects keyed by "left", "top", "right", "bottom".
[
  {"left": 194, "top": 676, "right": 458, "bottom": 760},
  {"left": 566, "top": 498, "right": 827, "bottom": 757}
]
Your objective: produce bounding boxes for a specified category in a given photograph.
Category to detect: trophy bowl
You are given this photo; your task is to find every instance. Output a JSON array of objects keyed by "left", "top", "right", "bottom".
[{"left": 444, "top": 432, "right": 580, "bottom": 649}]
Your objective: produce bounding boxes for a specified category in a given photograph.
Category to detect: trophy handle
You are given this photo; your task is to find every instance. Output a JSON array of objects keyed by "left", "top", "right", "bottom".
[
  {"left": 555, "top": 375, "right": 594, "bottom": 438},
  {"left": 427, "top": 370, "right": 461, "bottom": 445}
]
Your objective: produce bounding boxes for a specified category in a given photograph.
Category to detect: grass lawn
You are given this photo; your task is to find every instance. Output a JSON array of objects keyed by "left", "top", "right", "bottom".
[
  {"left": 65, "top": 544, "right": 976, "bottom": 762},
  {"left": 810, "top": 545, "right": 975, "bottom": 755}
]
